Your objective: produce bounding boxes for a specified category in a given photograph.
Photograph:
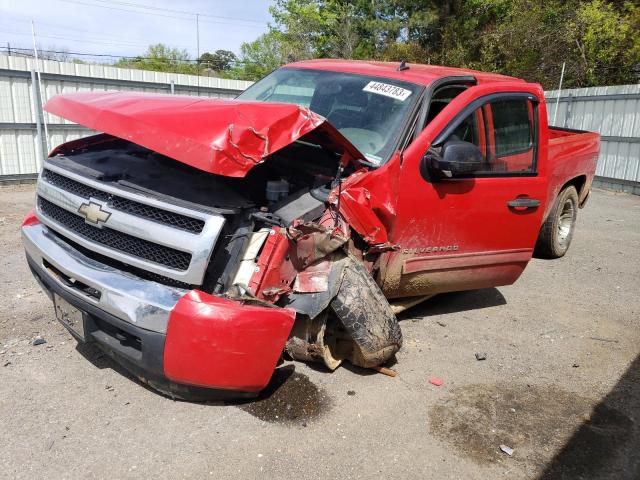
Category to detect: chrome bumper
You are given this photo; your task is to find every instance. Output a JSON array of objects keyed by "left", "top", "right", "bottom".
[{"left": 22, "top": 223, "right": 186, "bottom": 334}]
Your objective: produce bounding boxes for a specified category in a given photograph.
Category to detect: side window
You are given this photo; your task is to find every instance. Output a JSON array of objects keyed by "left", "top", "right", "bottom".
[
  {"left": 443, "top": 106, "right": 488, "bottom": 164},
  {"left": 439, "top": 97, "right": 536, "bottom": 175},
  {"left": 490, "top": 99, "right": 535, "bottom": 172},
  {"left": 451, "top": 109, "right": 480, "bottom": 145},
  {"left": 423, "top": 86, "right": 467, "bottom": 129}
]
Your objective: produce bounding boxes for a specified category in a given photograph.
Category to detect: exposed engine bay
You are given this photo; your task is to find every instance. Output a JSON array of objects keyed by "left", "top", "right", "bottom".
[{"left": 45, "top": 133, "right": 402, "bottom": 372}]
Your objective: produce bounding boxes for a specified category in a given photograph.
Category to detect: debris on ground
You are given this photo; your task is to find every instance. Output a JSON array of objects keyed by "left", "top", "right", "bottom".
[
  {"left": 372, "top": 366, "right": 397, "bottom": 377},
  {"left": 436, "top": 321, "right": 447, "bottom": 327},
  {"left": 347, "top": 390, "right": 356, "bottom": 396},
  {"left": 475, "top": 353, "right": 487, "bottom": 361},
  {"left": 499, "top": 444, "right": 514, "bottom": 456},
  {"left": 32, "top": 336, "right": 46, "bottom": 346},
  {"left": 428, "top": 377, "right": 444, "bottom": 387},
  {"left": 572, "top": 363, "right": 579, "bottom": 368},
  {"left": 589, "top": 336, "right": 619, "bottom": 343}
]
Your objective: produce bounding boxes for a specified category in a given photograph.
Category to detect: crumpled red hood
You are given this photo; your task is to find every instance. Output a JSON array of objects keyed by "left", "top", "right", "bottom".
[{"left": 44, "top": 91, "right": 363, "bottom": 177}]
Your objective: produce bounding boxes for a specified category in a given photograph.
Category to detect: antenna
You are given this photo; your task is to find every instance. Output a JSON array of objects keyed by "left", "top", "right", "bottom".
[{"left": 397, "top": 60, "right": 409, "bottom": 71}]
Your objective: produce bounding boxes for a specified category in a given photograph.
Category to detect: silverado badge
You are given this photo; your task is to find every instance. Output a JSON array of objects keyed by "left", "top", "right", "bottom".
[{"left": 78, "top": 201, "right": 111, "bottom": 227}]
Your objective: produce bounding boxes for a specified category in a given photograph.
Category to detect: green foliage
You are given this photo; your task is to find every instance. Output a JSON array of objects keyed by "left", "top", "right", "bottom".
[
  {"left": 571, "top": 0, "right": 640, "bottom": 86},
  {"left": 117, "top": 3, "right": 638, "bottom": 86},
  {"left": 229, "top": 0, "right": 638, "bottom": 87},
  {"left": 116, "top": 44, "right": 198, "bottom": 75},
  {"left": 198, "top": 50, "right": 237, "bottom": 72},
  {"left": 225, "top": 31, "right": 289, "bottom": 80}
]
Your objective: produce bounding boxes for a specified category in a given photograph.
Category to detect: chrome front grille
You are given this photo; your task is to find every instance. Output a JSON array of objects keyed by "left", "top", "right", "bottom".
[
  {"left": 38, "top": 197, "right": 192, "bottom": 271},
  {"left": 41, "top": 169, "right": 205, "bottom": 233},
  {"left": 36, "top": 162, "right": 226, "bottom": 285}
]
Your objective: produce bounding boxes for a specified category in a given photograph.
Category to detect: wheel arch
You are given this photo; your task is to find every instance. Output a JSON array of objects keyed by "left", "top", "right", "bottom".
[{"left": 560, "top": 175, "right": 590, "bottom": 207}]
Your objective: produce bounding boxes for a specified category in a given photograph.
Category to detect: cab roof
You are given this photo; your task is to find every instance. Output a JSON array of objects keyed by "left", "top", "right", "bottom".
[{"left": 287, "top": 59, "right": 523, "bottom": 87}]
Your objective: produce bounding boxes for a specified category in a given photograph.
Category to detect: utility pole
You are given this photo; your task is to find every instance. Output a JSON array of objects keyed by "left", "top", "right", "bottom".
[
  {"left": 6, "top": 42, "right": 10, "bottom": 56},
  {"left": 196, "top": 13, "right": 200, "bottom": 63},
  {"left": 196, "top": 13, "right": 200, "bottom": 90},
  {"left": 31, "top": 21, "right": 49, "bottom": 152}
]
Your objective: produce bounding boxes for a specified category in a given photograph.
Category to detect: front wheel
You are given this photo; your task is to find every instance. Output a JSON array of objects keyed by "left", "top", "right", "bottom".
[{"left": 534, "top": 186, "right": 579, "bottom": 259}]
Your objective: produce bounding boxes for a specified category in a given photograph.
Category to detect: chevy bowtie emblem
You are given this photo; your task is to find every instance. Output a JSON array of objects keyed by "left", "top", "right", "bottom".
[{"left": 78, "top": 201, "right": 111, "bottom": 227}]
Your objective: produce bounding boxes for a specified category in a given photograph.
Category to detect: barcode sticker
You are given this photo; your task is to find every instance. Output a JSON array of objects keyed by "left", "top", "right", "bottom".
[{"left": 362, "top": 81, "right": 412, "bottom": 101}]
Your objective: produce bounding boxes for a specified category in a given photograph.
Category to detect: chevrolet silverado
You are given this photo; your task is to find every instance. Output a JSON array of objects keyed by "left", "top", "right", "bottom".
[{"left": 21, "top": 60, "right": 600, "bottom": 398}]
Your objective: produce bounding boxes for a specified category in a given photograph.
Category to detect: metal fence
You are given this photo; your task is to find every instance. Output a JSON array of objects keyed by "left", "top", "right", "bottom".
[
  {"left": 0, "top": 55, "right": 253, "bottom": 180},
  {"left": 1, "top": 56, "right": 638, "bottom": 193},
  {"left": 546, "top": 84, "right": 640, "bottom": 194}
]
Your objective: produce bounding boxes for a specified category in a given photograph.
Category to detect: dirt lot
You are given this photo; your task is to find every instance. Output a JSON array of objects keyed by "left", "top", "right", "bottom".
[{"left": 1, "top": 184, "right": 639, "bottom": 480}]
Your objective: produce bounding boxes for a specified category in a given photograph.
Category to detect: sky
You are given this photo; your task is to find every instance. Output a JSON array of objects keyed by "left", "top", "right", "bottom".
[{"left": 0, "top": 0, "right": 272, "bottom": 61}]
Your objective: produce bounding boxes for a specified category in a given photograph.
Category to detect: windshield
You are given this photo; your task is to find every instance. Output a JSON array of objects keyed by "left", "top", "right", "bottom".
[{"left": 237, "top": 68, "right": 422, "bottom": 165}]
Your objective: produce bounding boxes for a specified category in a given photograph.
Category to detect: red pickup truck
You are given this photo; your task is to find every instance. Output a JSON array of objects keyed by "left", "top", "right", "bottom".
[{"left": 22, "top": 60, "right": 599, "bottom": 398}]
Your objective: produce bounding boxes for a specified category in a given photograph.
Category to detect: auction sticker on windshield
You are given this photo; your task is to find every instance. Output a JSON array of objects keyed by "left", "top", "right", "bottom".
[{"left": 363, "top": 81, "right": 412, "bottom": 101}]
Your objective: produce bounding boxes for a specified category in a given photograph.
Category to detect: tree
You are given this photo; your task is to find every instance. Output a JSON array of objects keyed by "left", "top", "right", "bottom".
[
  {"left": 570, "top": 0, "right": 640, "bottom": 86},
  {"left": 116, "top": 44, "right": 197, "bottom": 74},
  {"left": 226, "top": 31, "right": 289, "bottom": 80},
  {"left": 120, "top": 3, "right": 638, "bottom": 87},
  {"left": 446, "top": 0, "right": 579, "bottom": 87},
  {"left": 198, "top": 50, "right": 237, "bottom": 72},
  {"left": 225, "top": 30, "right": 295, "bottom": 80}
]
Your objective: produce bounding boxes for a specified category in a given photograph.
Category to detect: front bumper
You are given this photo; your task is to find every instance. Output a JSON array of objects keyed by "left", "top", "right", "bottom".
[{"left": 22, "top": 222, "right": 295, "bottom": 398}]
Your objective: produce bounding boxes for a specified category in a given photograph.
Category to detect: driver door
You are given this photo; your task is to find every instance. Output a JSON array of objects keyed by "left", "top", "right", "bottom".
[{"left": 379, "top": 90, "right": 548, "bottom": 298}]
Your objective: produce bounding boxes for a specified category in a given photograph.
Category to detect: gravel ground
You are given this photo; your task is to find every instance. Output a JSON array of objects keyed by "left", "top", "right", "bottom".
[{"left": 0, "top": 184, "right": 639, "bottom": 480}]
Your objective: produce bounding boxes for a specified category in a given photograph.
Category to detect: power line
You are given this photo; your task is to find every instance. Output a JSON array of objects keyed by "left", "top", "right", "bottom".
[
  {"left": 0, "top": 19, "right": 192, "bottom": 49},
  {"left": 56, "top": 0, "right": 267, "bottom": 28},
  {"left": 86, "top": 0, "right": 267, "bottom": 25},
  {"left": 0, "top": 29, "right": 160, "bottom": 48},
  {"left": 0, "top": 46, "right": 261, "bottom": 65}
]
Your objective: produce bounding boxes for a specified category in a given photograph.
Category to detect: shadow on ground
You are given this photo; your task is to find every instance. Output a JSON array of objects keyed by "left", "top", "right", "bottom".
[
  {"left": 538, "top": 353, "right": 640, "bottom": 480},
  {"left": 76, "top": 341, "right": 330, "bottom": 423},
  {"left": 398, "top": 288, "right": 507, "bottom": 320}
]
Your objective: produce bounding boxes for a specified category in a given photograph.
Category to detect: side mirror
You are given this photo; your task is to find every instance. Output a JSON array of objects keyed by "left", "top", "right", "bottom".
[{"left": 421, "top": 140, "right": 483, "bottom": 181}]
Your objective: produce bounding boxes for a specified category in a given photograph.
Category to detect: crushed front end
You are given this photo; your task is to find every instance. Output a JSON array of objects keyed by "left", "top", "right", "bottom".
[{"left": 23, "top": 93, "right": 402, "bottom": 398}]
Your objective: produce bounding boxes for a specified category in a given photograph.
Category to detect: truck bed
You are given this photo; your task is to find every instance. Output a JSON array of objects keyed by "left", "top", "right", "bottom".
[{"left": 545, "top": 126, "right": 600, "bottom": 214}]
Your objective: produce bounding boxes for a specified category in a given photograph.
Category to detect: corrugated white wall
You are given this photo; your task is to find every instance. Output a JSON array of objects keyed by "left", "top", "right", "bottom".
[
  {"left": 546, "top": 84, "right": 640, "bottom": 185},
  {"left": 0, "top": 54, "right": 253, "bottom": 177},
  {"left": 2, "top": 56, "right": 637, "bottom": 187}
]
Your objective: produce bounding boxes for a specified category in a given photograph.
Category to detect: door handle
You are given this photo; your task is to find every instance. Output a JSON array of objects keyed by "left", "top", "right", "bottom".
[{"left": 507, "top": 198, "right": 540, "bottom": 208}]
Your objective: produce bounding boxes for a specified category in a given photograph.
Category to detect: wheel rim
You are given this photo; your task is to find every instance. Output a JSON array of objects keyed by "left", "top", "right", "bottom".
[{"left": 557, "top": 199, "right": 574, "bottom": 247}]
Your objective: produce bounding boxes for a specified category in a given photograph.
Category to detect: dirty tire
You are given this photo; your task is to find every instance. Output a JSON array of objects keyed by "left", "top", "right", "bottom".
[
  {"left": 535, "top": 186, "right": 579, "bottom": 259},
  {"left": 330, "top": 257, "right": 402, "bottom": 368}
]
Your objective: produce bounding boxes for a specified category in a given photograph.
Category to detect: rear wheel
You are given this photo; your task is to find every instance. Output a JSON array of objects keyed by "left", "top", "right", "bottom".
[{"left": 534, "top": 186, "right": 579, "bottom": 259}]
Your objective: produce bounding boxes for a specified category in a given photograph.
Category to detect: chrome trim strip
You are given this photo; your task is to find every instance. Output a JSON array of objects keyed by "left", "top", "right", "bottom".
[
  {"left": 23, "top": 223, "right": 186, "bottom": 333},
  {"left": 37, "top": 164, "right": 226, "bottom": 285}
]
